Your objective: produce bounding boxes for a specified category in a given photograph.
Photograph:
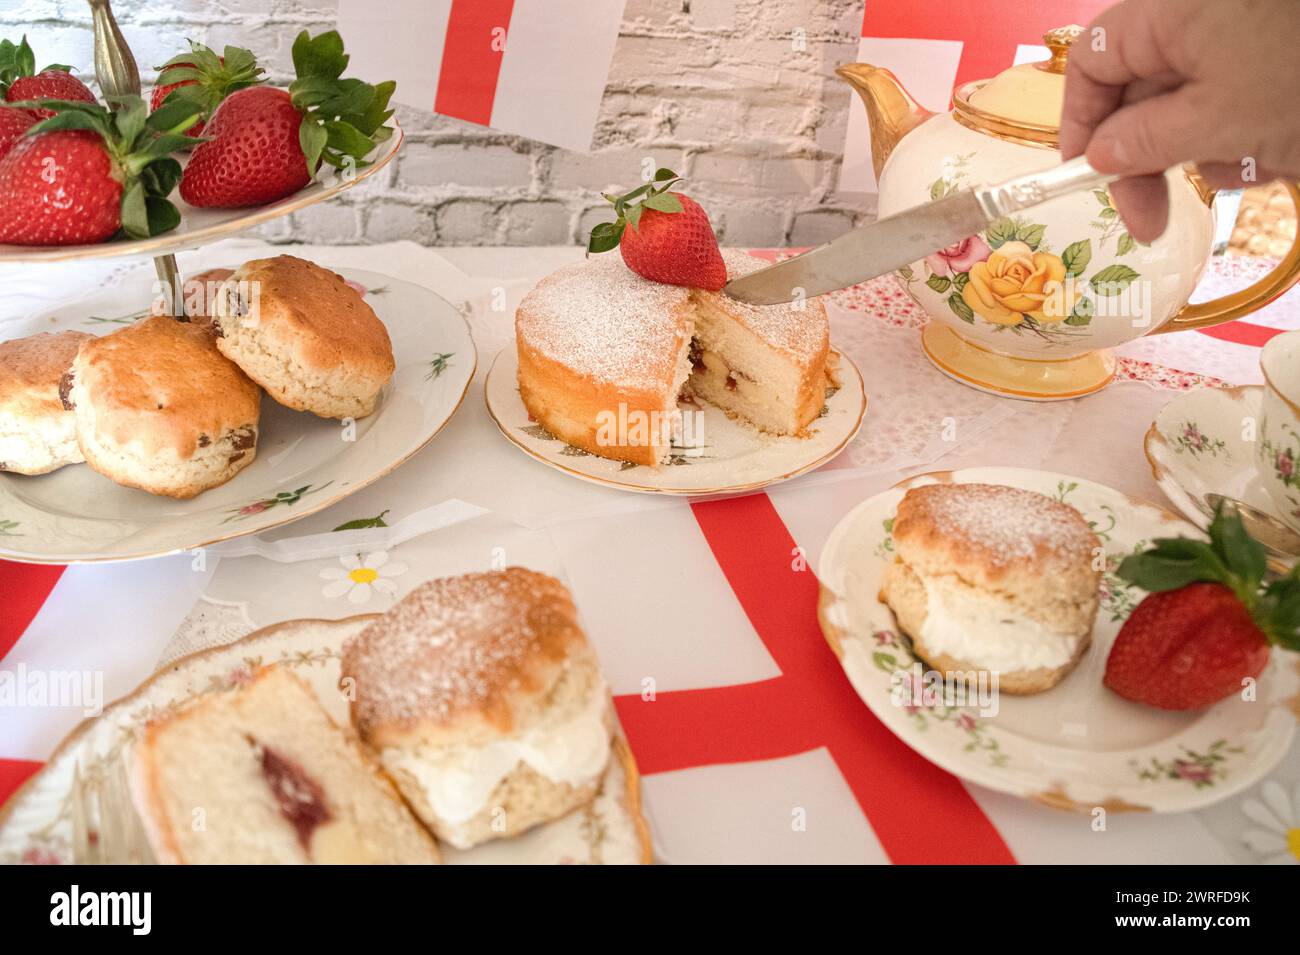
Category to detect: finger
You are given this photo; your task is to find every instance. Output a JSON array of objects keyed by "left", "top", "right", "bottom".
[
  {"left": 1194, "top": 160, "right": 1284, "bottom": 191},
  {"left": 1060, "top": 0, "right": 1182, "bottom": 158},
  {"left": 1108, "top": 174, "right": 1171, "bottom": 243},
  {"left": 1085, "top": 86, "right": 1214, "bottom": 176}
]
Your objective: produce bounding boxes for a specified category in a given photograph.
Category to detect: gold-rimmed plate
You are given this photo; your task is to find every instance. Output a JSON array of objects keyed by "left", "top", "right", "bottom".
[
  {"left": 0, "top": 266, "right": 475, "bottom": 563},
  {"left": 817, "top": 466, "right": 1298, "bottom": 814},
  {"left": 483, "top": 345, "right": 866, "bottom": 495},
  {"left": 0, "top": 123, "right": 401, "bottom": 264},
  {"left": 0, "top": 614, "right": 653, "bottom": 865}
]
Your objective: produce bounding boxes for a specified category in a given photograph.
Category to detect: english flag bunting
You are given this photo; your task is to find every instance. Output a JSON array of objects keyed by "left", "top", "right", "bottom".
[
  {"left": 841, "top": 0, "right": 1114, "bottom": 192},
  {"left": 338, "top": 0, "right": 627, "bottom": 153}
]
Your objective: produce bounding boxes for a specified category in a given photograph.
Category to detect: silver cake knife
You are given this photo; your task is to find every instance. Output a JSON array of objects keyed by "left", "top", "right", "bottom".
[{"left": 724, "top": 156, "right": 1119, "bottom": 305}]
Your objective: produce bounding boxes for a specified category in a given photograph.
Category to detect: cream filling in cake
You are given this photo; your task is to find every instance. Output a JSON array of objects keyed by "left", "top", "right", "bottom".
[
  {"left": 382, "top": 680, "right": 612, "bottom": 826},
  {"left": 917, "top": 572, "right": 1083, "bottom": 673}
]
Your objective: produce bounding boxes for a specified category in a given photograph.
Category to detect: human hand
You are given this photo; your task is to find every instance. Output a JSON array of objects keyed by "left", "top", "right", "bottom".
[{"left": 1060, "top": 0, "right": 1300, "bottom": 242}]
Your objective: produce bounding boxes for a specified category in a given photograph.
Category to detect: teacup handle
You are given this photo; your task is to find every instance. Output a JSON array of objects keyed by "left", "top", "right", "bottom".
[{"left": 1155, "top": 181, "right": 1300, "bottom": 334}]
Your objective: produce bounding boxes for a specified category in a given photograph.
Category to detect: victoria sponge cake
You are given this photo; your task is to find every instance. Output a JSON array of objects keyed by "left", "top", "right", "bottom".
[
  {"left": 65, "top": 316, "right": 260, "bottom": 498},
  {"left": 515, "top": 251, "right": 831, "bottom": 467},
  {"left": 341, "top": 568, "right": 613, "bottom": 849},
  {"left": 880, "top": 482, "right": 1101, "bottom": 694},
  {"left": 210, "top": 255, "right": 394, "bottom": 420},
  {"left": 0, "top": 330, "right": 92, "bottom": 474}
]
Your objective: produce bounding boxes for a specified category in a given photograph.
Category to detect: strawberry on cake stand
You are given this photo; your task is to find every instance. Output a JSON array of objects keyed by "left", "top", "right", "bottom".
[{"left": 0, "top": 1, "right": 475, "bottom": 564}]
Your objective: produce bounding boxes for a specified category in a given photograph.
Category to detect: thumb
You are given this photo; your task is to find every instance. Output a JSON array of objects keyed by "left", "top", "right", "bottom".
[{"left": 1084, "top": 87, "right": 1213, "bottom": 176}]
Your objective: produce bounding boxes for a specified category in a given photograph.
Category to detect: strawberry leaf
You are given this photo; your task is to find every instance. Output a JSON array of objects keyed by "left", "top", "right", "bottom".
[
  {"left": 119, "top": 179, "right": 149, "bottom": 239},
  {"left": 292, "top": 30, "right": 348, "bottom": 81},
  {"left": 1116, "top": 538, "right": 1230, "bottom": 593},
  {"left": 298, "top": 118, "right": 328, "bottom": 176},
  {"left": 643, "top": 192, "right": 683, "bottom": 214},
  {"left": 587, "top": 221, "right": 624, "bottom": 254}
]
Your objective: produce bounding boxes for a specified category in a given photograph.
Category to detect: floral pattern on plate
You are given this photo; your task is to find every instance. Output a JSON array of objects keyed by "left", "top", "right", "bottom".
[
  {"left": 0, "top": 268, "right": 476, "bottom": 563},
  {"left": 817, "top": 466, "right": 1298, "bottom": 813},
  {"left": 484, "top": 346, "right": 866, "bottom": 496},
  {"left": 0, "top": 616, "right": 652, "bottom": 865}
]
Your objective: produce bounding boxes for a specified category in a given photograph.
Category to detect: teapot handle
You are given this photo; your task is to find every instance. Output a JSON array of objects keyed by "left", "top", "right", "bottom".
[{"left": 1155, "top": 181, "right": 1300, "bottom": 334}]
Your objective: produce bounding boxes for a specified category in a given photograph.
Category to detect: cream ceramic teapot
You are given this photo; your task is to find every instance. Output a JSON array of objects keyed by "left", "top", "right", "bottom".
[{"left": 838, "top": 25, "right": 1300, "bottom": 399}]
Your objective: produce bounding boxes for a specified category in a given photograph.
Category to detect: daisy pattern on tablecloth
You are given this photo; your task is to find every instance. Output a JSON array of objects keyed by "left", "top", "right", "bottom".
[
  {"left": 320, "top": 551, "right": 407, "bottom": 604},
  {"left": 1240, "top": 779, "right": 1300, "bottom": 864}
]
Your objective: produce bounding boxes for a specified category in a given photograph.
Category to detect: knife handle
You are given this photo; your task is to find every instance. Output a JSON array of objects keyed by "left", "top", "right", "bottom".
[{"left": 973, "top": 156, "right": 1119, "bottom": 220}]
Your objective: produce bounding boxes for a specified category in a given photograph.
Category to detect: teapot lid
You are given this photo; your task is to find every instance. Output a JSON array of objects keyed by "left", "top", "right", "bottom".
[{"left": 955, "top": 25, "right": 1082, "bottom": 145}]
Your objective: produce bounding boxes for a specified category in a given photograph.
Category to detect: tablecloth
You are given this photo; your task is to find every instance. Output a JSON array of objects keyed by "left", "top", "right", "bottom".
[{"left": 1, "top": 240, "right": 1297, "bottom": 864}]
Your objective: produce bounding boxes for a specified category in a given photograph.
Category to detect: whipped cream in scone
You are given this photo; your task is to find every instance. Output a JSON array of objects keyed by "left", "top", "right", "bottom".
[
  {"left": 341, "top": 568, "right": 614, "bottom": 848},
  {"left": 917, "top": 573, "right": 1084, "bottom": 673},
  {"left": 880, "top": 482, "right": 1102, "bottom": 695},
  {"left": 383, "top": 680, "right": 611, "bottom": 826}
]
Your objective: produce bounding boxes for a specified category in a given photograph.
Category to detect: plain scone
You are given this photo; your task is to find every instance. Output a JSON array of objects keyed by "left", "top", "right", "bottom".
[
  {"left": 66, "top": 316, "right": 261, "bottom": 498},
  {"left": 211, "top": 255, "right": 394, "bottom": 419},
  {"left": 0, "top": 330, "right": 92, "bottom": 474},
  {"left": 128, "top": 667, "right": 442, "bottom": 864},
  {"left": 880, "top": 483, "right": 1101, "bottom": 694},
  {"left": 341, "top": 567, "right": 613, "bottom": 849}
]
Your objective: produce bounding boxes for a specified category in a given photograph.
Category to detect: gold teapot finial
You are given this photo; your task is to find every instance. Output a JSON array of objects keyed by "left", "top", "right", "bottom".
[
  {"left": 834, "top": 64, "right": 934, "bottom": 179},
  {"left": 1040, "top": 24, "right": 1085, "bottom": 75}
]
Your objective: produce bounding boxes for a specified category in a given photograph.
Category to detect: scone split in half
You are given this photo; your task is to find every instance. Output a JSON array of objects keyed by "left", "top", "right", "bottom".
[
  {"left": 341, "top": 567, "right": 613, "bottom": 849},
  {"left": 880, "top": 483, "right": 1102, "bottom": 695}
]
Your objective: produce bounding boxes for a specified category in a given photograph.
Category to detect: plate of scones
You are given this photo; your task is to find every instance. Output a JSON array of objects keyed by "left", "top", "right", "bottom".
[
  {"left": 486, "top": 250, "right": 866, "bottom": 494},
  {"left": 0, "top": 568, "right": 653, "bottom": 864},
  {"left": 817, "top": 467, "right": 1299, "bottom": 814},
  {"left": 0, "top": 255, "right": 475, "bottom": 563}
]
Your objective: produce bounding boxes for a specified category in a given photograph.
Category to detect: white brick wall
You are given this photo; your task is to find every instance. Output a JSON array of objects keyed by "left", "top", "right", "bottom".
[{"left": 3, "top": 0, "right": 874, "bottom": 247}]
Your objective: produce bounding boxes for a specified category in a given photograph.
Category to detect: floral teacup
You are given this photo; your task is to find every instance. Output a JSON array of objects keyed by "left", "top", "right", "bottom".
[{"left": 1259, "top": 330, "right": 1300, "bottom": 530}]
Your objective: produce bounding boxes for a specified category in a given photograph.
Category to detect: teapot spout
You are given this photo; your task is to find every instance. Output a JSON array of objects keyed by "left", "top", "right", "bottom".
[{"left": 835, "top": 63, "right": 934, "bottom": 179}]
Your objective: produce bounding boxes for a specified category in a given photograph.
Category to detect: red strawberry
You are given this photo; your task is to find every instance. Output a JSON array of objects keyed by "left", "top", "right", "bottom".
[
  {"left": 0, "top": 36, "right": 95, "bottom": 119},
  {"left": 179, "top": 30, "right": 395, "bottom": 209},
  {"left": 150, "top": 41, "right": 263, "bottom": 138},
  {"left": 1106, "top": 503, "right": 1300, "bottom": 710},
  {"left": 588, "top": 169, "right": 726, "bottom": 290},
  {"left": 0, "top": 105, "right": 34, "bottom": 158},
  {"left": 0, "top": 97, "right": 197, "bottom": 246}
]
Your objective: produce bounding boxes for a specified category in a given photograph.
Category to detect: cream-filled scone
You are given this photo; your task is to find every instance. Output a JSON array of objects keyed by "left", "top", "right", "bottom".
[
  {"left": 880, "top": 483, "right": 1101, "bottom": 694},
  {"left": 0, "top": 330, "right": 92, "bottom": 474},
  {"left": 341, "top": 568, "right": 613, "bottom": 849},
  {"left": 211, "top": 255, "right": 394, "bottom": 419},
  {"left": 515, "top": 251, "right": 831, "bottom": 467},
  {"left": 66, "top": 315, "right": 261, "bottom": 498},
  {"left": 129, "top": 666, "right": 441, "bottom": 864}
]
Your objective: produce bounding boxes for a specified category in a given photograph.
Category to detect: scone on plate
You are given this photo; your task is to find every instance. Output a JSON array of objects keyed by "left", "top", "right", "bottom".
[
  {"left": 211, "top": 255, "right": 394, "bottom": 419},
  {"left": 0, "top": 330, "right": 92, "bottom": 474},
  {"left": 149, "top": 267, "right": 235, "bottom": 327},
  {"left": 66, "top": 315, "right": 261, "bottom": 498},
  {"left": 880, "top": 483, "right": 1101, "bottom": 694},
  {"left": 341, "top": 568, "right": 613, "bottom": 849},
  {"left": 129, "top": 666, "right": 441, "bottom": 864}
]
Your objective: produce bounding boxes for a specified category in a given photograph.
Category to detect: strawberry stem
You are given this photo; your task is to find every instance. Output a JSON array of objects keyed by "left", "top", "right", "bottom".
[{"left": 587, "top": 167, "right": 685, "bottom": 254}]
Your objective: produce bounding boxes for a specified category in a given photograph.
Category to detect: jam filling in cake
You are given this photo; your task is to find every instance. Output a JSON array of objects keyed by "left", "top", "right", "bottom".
[{"left": 515, "top": 250, "right": 833, "bottom": 467}]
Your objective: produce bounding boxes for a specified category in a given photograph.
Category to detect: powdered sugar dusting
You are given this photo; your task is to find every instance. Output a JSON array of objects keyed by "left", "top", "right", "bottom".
[
  {"left": 516, "top": 255, "right": 691, "bottom": 390},
  {"left": 342, "top": 568, "right": 581, "bottom": 735},
  {"left": 706, "top": 250, "right": 828, "bottom": 361},
  {"left": 515, "top": 251, "right": 829, "bottom": 388},
  {"left": 903, "top": 483, "right": 1096, "bottom": 565}
]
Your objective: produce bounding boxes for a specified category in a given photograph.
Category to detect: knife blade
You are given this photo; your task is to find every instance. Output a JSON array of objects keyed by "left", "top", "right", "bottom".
[{"left": 724, "top": 156, "right": 1118, "bottom": 305}]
